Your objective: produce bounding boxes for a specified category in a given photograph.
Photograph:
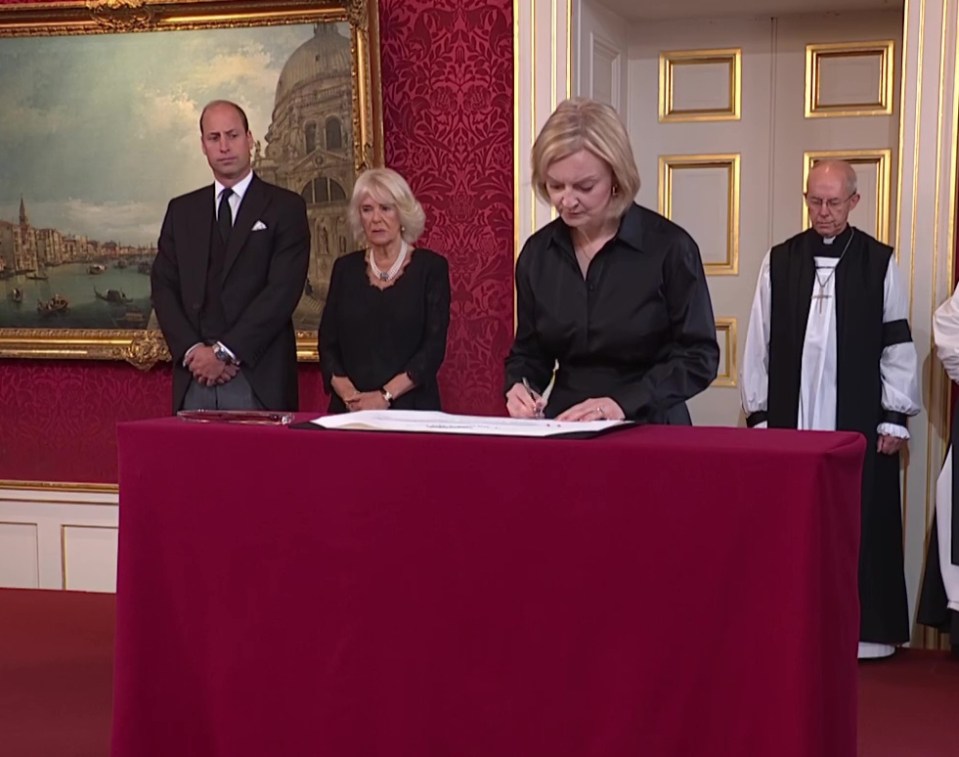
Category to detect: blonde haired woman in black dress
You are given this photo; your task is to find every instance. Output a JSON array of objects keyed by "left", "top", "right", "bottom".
[{"left": 319, "top": 168, "right": 450, "bottom": 412}]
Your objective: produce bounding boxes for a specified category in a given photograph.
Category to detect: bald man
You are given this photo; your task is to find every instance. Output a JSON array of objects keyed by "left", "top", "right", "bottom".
[{"left": 740, "top": 160, "right": 920, "bottom": 660}]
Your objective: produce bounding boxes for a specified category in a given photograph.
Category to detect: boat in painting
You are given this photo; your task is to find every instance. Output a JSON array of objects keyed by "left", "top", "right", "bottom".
[
  {"left": 37, "top": 294, "right": 69, "bottom": 315},
  {"left": 94, "top": 287, "right": 131, "bottom": 304}
]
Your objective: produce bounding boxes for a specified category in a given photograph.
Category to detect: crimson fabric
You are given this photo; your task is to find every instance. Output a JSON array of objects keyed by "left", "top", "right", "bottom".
[
  {"left": 113, "top": 419, "right": 863, "bottom": 757},
  {"left": 0, "top": 0, "right": 513, "bottom": 485}
]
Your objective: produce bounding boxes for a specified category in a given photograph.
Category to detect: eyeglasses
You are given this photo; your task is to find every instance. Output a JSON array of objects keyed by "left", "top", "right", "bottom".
[{"left": 805, "top": 193, "right": 856, "bottom": 210}]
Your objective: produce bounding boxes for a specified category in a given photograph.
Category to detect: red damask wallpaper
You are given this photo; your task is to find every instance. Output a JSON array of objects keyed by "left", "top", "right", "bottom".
[{"left": 0, "top": 0, "right": 514, "bottom": 484}]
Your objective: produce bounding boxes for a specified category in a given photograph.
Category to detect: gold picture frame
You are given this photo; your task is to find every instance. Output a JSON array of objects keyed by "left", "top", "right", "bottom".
[
  {"left": 804, "top": 40, "right": 896, "bottom": 118},
  {"left": 712, "top": 316, "right": 737, "bottom": 388},
  {"left": 658, "top": 153, "right": 741, "bottom": 275},
  {"left": 658, "top": 48, "right": 742, "bottom": 123},
  {"left": 0, "top": 0, "right": 383, "bottom": 368}
]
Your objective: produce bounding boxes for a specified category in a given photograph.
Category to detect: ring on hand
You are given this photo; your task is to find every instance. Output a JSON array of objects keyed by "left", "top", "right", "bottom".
[{"left": 596, "top": 407, "right": 605, "bottom": 418}]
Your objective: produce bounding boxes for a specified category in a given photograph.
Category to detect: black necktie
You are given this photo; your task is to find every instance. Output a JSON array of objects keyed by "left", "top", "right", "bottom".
[{"left": 218, "top": 188, "right": 233, "bottom": 243}]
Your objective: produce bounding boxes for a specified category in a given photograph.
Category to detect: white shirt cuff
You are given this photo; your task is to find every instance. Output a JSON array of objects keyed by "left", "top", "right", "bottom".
[
  {"left": 183, "top": 342, "right": 203, "bottom": 366},
  {"left": 877, "top": 422, "right": 909, "bottom": 440}
]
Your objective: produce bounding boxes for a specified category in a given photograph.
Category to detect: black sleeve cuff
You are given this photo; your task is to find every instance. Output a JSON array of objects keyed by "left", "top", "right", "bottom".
[
  {"left": 746, "top": 411, "right": 768, "bottom": 428},
  {"left": 881, "top": 410, "right": 909, "bottom": 427}
]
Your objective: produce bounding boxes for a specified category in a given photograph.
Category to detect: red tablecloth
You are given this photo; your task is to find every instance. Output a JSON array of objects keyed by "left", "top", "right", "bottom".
[{"left": 112, "top": 419, "right": 864, "bottom": 757}]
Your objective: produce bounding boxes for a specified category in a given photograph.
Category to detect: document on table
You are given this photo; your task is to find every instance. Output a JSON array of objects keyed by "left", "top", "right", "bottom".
[{"left": 309, "top": 409, "right": 629, "bottom": 438}]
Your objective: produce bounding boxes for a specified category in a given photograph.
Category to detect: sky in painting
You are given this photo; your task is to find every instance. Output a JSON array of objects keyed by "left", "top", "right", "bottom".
[{"left": 0, "top": 22, "right": 343, "bottom": 246}]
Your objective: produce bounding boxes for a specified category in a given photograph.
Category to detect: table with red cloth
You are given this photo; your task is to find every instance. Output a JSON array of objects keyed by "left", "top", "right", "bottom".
[{"left": 112, "top": 418, "right": 864, "bottom": 757}]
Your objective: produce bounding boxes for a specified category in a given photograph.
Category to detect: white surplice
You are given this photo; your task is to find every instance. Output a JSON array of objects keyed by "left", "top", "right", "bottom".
[
  {"left": 932, "top": 286, "right": 959, "bottom": 611},
  {"left": 741, "top": 248, "right": 920, "bottom": 436},
  {"left": 741, "top": 242, "right": 921, "bottom": 657}
]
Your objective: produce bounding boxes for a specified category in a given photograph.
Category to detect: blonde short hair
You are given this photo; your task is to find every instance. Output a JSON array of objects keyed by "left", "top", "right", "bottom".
[
  {"left": 348, "top": 168, "right": 426, "bottom": 246},
  {"left": 531, "top": 97, "right": 640, "bottom": 219}
]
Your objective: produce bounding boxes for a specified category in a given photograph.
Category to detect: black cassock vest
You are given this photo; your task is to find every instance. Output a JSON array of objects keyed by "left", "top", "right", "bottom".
[
  {"left": 763, "top": 226, "right": 909, "bottom": 434},
  {"left": 758, "top": 227, "right": 912, "bottom": 529}
]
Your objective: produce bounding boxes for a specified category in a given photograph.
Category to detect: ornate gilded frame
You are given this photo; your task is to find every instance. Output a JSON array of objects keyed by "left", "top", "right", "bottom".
[
  {"left": 657, "top": 153, "right": 741, "bottom": 276},
  {"left": 658, "top": 48, "right": 742, "bottom": 123},
  {"left": 0, "top": 0, "right": 382, "bottom": 368},
  {"left": 804, "top": 40, "right": 896, "bottom": 118}
]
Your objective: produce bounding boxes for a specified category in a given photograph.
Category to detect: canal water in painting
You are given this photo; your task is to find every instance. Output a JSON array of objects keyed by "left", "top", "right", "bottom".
[{"left": 0, "top": 262, "right": 153, "bottom": 330}]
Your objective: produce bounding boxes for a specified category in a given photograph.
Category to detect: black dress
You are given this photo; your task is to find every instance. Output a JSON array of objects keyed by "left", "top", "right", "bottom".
[
  {"left": 318, "top": 248, "right": 450, "bottom": 413},
  {"left": 505, "top": 203, "right": 719, "bottom": 422}
]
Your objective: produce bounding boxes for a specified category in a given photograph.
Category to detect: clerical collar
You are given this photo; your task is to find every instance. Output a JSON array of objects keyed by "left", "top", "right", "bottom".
[{"left": 814, "top": 225, "right": 852, "bottom": 258}]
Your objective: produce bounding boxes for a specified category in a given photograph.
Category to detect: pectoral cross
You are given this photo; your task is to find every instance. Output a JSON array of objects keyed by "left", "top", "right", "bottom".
[
  {"left": 812, "top": 285, "right": 831, "bottom": 314},
  {"left": 813, "top": 266, "right": 837, "bottom": 314}
]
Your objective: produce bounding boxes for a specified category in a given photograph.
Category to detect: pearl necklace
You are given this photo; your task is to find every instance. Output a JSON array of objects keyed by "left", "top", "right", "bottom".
[{"left": 368, "top": 241, "right": 409, "bottom": 282}]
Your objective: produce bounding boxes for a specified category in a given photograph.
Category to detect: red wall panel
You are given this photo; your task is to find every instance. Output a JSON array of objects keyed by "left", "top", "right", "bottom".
[{"left": 0, "top": 0, "right": 514, "bottom": 484}]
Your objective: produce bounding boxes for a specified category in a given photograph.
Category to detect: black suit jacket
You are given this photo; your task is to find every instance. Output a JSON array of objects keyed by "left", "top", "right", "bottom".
[{"left": 151, "top": 174, "right": 310, "bottom": 412}]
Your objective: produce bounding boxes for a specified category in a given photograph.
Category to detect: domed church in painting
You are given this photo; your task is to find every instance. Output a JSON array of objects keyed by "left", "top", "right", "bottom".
[{"left": 253, "top": 23, "right": 355, "bottom": 328}]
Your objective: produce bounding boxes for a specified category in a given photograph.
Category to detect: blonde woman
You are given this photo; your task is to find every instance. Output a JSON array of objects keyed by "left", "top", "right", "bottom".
[
  {"left": 505, "top": 97, "right": 718, "bottom": 423},
  {"left": 319, "top": 168, "right": 450, "bottom": 413}
]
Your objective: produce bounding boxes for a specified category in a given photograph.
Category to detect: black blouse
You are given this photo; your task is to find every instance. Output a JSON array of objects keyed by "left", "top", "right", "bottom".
[
  {"left": 505, "top": 203, "right": 719, "bottom": 422},
  {"left": 319, "top": 248, "right": 450, "bottom": 413}
]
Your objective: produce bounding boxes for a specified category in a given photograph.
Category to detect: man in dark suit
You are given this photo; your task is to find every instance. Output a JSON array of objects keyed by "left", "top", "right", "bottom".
[{"left": 151, "top": 99, "right": 310, "bottom": 412}]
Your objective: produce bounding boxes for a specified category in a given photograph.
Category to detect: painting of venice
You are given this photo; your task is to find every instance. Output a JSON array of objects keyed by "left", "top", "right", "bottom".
[{"left": 0, "top": 19, "right": 358, "bottom": 337}]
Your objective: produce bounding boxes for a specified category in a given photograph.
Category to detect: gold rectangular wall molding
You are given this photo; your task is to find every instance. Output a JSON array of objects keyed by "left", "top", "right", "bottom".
[
  {"left": 802, "top": 149, "right": 892, "bottom": 243},
  {"left": 60, "top": 524, "right": 118, "bottom": 591},
  {"left": 805, "top": 40, "right": 895, "bottom": 118},
  {"left": 713, "top": 317, "right": 738, "bottom": 388},
  {"left": 658, "top": 154, "right": 741, "bottom": 275},
  {"left": 659, "top": 48, "right": 742, "bottom": 122}
]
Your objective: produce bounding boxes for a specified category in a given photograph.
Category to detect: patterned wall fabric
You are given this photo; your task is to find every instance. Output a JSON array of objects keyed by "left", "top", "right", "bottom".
[{"left": 380, "top": 0, "right": 514, "bottom": 416}]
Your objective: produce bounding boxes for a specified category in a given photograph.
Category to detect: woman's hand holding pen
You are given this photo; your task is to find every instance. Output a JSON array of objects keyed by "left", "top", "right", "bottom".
[{"left": 506, "top": 380, "right": 546, "bottom": 418}]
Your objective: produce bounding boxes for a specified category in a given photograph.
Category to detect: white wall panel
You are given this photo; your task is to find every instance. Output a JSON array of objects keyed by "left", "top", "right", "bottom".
[
  {"left": 62, "top": 525, "right": 118, "bottom": 593},
  {"left": 0, "top": 522, "right": 39, "bottom": 588},
  {"left": 0, "top": 488, "right": 118, "bottom": 592}
]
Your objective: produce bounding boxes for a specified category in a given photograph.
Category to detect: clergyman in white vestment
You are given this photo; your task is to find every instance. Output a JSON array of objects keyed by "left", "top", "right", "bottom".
[
  {"left": 741, "top": 160, "right": 920, "bottom": 660},
  {"left": 917, "top": 285, "right": 959, "bottom": 648}
]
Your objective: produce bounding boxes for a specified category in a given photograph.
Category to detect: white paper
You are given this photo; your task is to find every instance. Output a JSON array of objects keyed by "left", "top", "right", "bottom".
[{"left": 309, "top": 409, "right": 627, "bottom": 437}]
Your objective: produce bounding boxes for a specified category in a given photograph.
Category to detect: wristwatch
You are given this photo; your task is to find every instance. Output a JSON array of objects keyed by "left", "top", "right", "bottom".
[
  {"left": 380, "top": 388, "right": 393, "bottom": 405},
  {"left": 213, "top": 342, "right": 235, "bottom": 365}
]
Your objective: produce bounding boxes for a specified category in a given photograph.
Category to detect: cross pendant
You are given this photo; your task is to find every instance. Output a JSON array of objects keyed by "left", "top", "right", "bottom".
[{"left": 812, "top": 287, "right": 831, "bottom": 314}]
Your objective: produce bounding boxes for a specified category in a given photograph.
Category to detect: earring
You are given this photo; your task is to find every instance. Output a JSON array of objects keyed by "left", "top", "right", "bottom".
[{"left": 612, "top": 186, "right": 619, "bottom": 196}]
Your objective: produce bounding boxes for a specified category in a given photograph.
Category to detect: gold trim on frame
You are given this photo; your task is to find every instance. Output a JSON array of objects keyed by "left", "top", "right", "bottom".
[
  {"left": 801, "top": 149, "right": 893, "bottom": 243},
  {"left": 60, "top": 523, "right": 118, "bottom": 590},
  {"left": 658, "top": 154, "right": 741, "bottom": 275},
  {"left": 0, "top": 479, "right": 119, "bottom": 498},
  {"left": 659, "top": 48, "right": 742, "bottom": 123},
  {"left": 805, "top": 40, "right": 896, "bottom": 118},
  {"left": 0, "top": 0, "right": 383, "bottom": 367},
  {"left": 713, "top": 317, "right": 738, "bottom": 388}
]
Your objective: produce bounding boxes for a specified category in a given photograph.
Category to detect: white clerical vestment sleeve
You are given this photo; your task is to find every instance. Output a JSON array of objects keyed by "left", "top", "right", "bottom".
[
  {"left": 934, "top": 283, "right": 959, "bottom": 382},
  {"left": 740, "top": 251, "right": 772, "bottom": 427},
  {"left": 933, "top": 283, "right": 959, "bottom": 609},
  {"left": 878, "top": 257, "right": 920, "bottom": 439}
]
